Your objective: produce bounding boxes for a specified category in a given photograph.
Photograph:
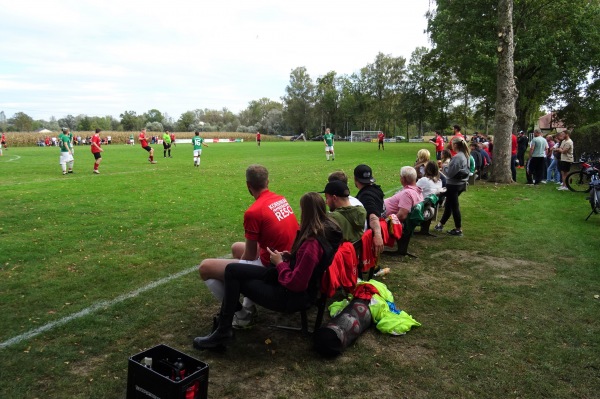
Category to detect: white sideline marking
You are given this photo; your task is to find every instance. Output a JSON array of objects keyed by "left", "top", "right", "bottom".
[
  {"left": 384, "top": 186, "right": 402, "bottom": 195},
  {"left": 6, "top": 155, "right": 21, "bottom": 162},
  {"left": 0, "top": 259, "right": 227, "bottom": 349}
]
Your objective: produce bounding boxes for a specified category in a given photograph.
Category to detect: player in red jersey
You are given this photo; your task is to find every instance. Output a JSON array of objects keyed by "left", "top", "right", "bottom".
[
  {"left": 377, "top": 131, "right": 385, "bottom": 150},
  {"left": 138, "top": 128, "right": 156, "bottom": 164},
  {"left": 91, "top": 128, "right": 104, "bottom": 174},
  {"left": 256, "top": 131, "right": 261, "bottom": 147},
  {"left": 198, "top": 164, "right": 299, "bottom": 328}
]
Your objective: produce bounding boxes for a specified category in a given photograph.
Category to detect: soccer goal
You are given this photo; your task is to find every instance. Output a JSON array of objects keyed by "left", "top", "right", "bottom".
[{"left": 350, "top": 131, "right": 380, "bottom": 142}]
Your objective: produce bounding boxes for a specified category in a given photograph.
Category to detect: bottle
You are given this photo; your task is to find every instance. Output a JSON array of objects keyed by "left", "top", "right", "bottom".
[{"left": 374, "top": 267, "right": 390, "bottom": 277}]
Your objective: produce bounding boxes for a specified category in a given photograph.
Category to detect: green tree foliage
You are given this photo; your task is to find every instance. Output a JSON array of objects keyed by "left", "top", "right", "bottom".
[
  {"left": 177, "top": 111, "right": 196, "bottom": 132},
  {"left": 120, "top": 111, "right": 144, "bottom": 131},
  {"left": 239, "top": 98, "right": 284, "bottom": 134},
  {"left": 362, "top": 52, "right": 406, "bottom": 133},
  {"left": 0, "top": 111, "right": 6, "bottom": 132},
  {"left": 282, "top": 67, "right": 314, "bottom": 135},
  {"left": 144, "top": 109, "right": 164, "bottom": 124},
  {"left": 58, "top": 115, "right": 76, "bottom": 130},
  {"left": 403, "top": 47, "right": 435, "bottom": 134},
  {"left": 10, "top": 112, "right": 34, "bottom": 132},
  {"left": 427, "top": 0, "right": 600, "bottom": 131}
]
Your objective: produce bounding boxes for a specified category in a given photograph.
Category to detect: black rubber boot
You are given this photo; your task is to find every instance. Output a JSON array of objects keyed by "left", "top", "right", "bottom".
[{"left": 193, "top": 326, "right": 234, "bottom": 349}]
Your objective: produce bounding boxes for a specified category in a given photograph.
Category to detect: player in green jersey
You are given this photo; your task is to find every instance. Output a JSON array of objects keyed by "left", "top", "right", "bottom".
[
  {"left": 323, "top": 128, "right": 335, "bottom": 161},
  {"left": 58, "top": 128, "right": 74, "bottom": 174},
  {"left": 192, "top": 131, "right": 209, "bottom": 167}
]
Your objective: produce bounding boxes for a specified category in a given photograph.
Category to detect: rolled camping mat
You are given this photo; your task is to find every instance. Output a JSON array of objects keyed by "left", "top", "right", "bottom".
[{"left": 313, "top": 298, "right": 372, "bottom": 356}]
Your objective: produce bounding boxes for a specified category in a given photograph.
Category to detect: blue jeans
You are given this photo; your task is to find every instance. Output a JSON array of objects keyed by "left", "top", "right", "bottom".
[{"left": 547, "top": 158, "right": 561, "bottom": 183}]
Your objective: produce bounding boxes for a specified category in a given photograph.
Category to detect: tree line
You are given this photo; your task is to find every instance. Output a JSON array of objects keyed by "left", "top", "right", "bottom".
[{"left": 2, "top": 0, "right": 598, "bottom": 137}]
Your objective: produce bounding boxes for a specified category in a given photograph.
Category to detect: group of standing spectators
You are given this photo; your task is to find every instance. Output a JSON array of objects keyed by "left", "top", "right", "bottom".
[{"left": 517, "top": 130, "right": 574, "bottom": 189}]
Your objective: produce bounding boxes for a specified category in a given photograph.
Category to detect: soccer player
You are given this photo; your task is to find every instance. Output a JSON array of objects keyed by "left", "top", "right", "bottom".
[
  {"left": 170, "top": 131, "right": 176, "bottom": 147},
  {"left": 1, "top": 132, "right": 7, "bottom": 149},
  {"left": 91, "top": 128, "right": 103, "bottom": 174},
  {"left": 256, "top": 131, "right": 261, "bottom": 147},
  {"left": 378, "top": 131, "right": 385, "bottom": 150},
  {"left": 430, "top": 130, "right": 445, "bottom": 160},
  {"left": 139, "top": 128, "right": 156, "bottom": 164},
  {"left": 162, "top": 130, "right": 172, "bottom": 158},
  {"left": 192, "top": 131, "right": 209, "bottom": 167},
  {"left": 323, "top": 128, "right": 335, "bottom": 161},
  {"left": 59, "top": 128, "right": 74, "bottom": 175}
]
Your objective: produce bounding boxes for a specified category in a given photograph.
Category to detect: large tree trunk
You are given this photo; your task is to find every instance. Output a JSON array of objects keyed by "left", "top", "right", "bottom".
[{"left": 490, "top": 0, "right": 518, "bottom": 183}]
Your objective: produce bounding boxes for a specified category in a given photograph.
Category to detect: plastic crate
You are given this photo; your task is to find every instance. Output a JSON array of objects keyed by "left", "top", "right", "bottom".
[{"left": 127, "top": 344, "right": 209, "bottom": 399}]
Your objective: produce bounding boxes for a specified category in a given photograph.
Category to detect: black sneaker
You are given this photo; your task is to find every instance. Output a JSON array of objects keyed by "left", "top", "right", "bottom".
[
  {"left": 447, "top": 229, "right": 463, "bottom": 237},
  {"left": 434, "top": 223, "right": 444, "bottom": 232}
]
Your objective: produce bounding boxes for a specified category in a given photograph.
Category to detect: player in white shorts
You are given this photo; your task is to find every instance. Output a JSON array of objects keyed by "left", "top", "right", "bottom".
[{"left": 192, "top": 131, "right": 209, "bottom": 167}]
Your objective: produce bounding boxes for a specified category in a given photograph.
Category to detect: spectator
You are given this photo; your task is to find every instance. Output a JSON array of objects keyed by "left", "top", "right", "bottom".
[
  {"left": 384, "top": 166, "right": 423, "bottom": 222},
  {"left": 414, "top": 149, "right": 431, "bottom": 180},
  {"left": 435, "top": 138, "right": 470, "bottom": 236},
  {"left": 321, "top": 180, "right": 366, "bottom": 242},
  {"left": 193, "top": 192, "right": 342, "bottom": 349},
  {"left": 517, "top": 131, "right": 529, "bottom": 169},
  {"left": 556, "top": 131, "right": 574, "bottom": 191},
  {"left": 529, "top": 129, "right": 548, "bottom": 184},
  {"left": 511, "top": 131, "right": 518, "bottom": 182},
  {"left": 546, "top": 135, "right": 561, "bottom": 184},
  {"left": 328, "top": 171, "right": 363, "bottom": 207},
  {"left": 429, "top": 130, "right": 445, "bottom": 160},
  {"left": 198, "top": 165, "right": 299, "bottom": 328},
  {"left": 416, "top": 162, "right": 443, "bottom": 199},
  {"left": 353, "top": 164, "right": 385, "bottom": 255},
  {"left": 470, "top": 142, "right": 483, "bottom": 178}
]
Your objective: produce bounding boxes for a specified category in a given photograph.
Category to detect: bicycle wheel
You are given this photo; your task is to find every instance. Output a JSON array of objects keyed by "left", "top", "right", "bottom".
[{"left": 565, "top": 170, "right": 592, "bottom": 193}]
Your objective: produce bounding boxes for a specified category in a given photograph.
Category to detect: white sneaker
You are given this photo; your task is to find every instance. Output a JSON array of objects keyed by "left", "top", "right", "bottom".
[
  {"left": 557, "top": 186, "right": 569, "bottom": 191},
  {"left": 93, "top": 170, "right": 100, "bottom": 174},
  {"left": 232, "top": 305, "right": 257, "bottom": 329},
  {"left": 541, "top": 180, "right": 547, "bottom": 184}
]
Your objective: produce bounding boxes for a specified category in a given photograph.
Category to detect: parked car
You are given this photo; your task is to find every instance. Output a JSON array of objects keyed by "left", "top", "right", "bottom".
[{"left": 394, "top": 136, "right": 406, "bottom": 141}]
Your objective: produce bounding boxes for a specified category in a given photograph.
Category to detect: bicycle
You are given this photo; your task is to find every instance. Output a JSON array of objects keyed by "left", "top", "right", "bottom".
[
  {"left": 585, "top": 169, "right": 600, "bottom": 221},
  {"left": 565, "top": 159, "right": 600, "bottom": 193}
]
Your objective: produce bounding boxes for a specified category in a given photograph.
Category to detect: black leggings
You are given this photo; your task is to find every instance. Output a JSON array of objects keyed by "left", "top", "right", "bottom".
[
  {"left": 220, "top": 263, "right": 311, "bottom": 325},
  {"left": 440, "top": 183, "right": 466, "bottom": 229}
]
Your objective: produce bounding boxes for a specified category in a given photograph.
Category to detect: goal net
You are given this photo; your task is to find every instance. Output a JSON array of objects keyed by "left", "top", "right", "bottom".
[{"left": 350, "top": 131, "right": 380, "bottom": 142}]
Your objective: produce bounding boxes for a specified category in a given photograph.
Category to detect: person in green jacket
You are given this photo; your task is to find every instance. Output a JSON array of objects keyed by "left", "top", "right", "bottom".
[{"left": 321, "top": 180, "right": 366, "bottom": 243}]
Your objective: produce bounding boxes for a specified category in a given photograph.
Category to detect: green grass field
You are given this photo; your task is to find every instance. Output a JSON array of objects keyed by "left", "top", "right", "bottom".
[{"left": 1, "top": 141, "right": 599, "bottom": 398}]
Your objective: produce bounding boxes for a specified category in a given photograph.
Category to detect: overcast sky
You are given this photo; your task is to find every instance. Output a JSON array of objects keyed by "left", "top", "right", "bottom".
[{"left": 0, "top": 0, "right": 433, "bottom": 121}]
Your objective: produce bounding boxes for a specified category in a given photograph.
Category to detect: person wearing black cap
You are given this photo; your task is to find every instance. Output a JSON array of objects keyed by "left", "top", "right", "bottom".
[
  {"left": 353, "top": 164, "right": 385, "bottom": 255},
  {"left": 321, "top": 180, "right": 366, "bottom": 243}
]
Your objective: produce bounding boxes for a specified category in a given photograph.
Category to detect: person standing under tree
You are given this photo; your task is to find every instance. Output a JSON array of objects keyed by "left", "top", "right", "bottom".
[
  {"left": 192, "top": 131, "right": 209, "bottom": 167},
  {"left": 323, "top": 128, "right": 335, "bottom": 161},
  {"left": 256, "top": 131, "right": 261, "bottom": 147},
  {"left": 162, "top": 130, "right": 172, "bottom": 158},
  {"left": 556, "top": 131, "right": 574, "bottom": 191},
  {"left": 528, "top": 129, "right": 548, "bottom": 185},
  {"left": 430, "top": 130, "right": 445, "bottom": 160},
  {"left": 58, "top": 128, "right": 74, "bottom": 175},
  {"left": 91, "top": 128, "right": 103, "bottom": 174},
  {"left": 378, "top": 131, "right": 385, "bottom": 150},
  {"left": 139, "top": 128, "right": 156, "bottom": 164},
  {"left": 517, "top": 131, "right": 529, "bottom": 169}
]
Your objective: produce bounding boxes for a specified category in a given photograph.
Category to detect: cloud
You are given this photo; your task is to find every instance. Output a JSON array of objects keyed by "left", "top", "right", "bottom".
[{"left": 0, "top": 0, "right": 432, "bottom": 120}]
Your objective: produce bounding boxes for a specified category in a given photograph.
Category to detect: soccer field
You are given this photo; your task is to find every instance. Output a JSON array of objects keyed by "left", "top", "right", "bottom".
[{"left": 1, "top": 141, "right": 599, "bottom": 398}]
